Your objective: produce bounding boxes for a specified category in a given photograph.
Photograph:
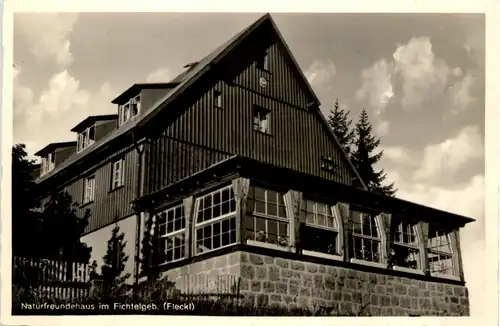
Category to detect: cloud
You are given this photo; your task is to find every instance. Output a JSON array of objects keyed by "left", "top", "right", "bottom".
[
  {"left": 15, "top": 13, "right": 79, "bottom": 67},
  {"left": 449, "top": 72, "right": 476, "bottom": 114},
  {"left": 146, "top": 68, "right": 172, "bottom": 83},
  {"left": 383, "top": 146, "right": 412, "bottom": 164},
  {"left": 392, "top": 37, "right": 452, "bottom": 111},
  {"left": 374, "top": 120, "right": 390, "bottom": 137},
  {"left": 357, "top": 37, "right": 479, "bottom": 116},
  {"left": 13, "top": 69, "right": 116, "bottom": 159},
  {"left": 384, "top": 166, "right": 484, "bottom": 317},
  {"left": 356, "top": 59, "right": 394, "bottom": 115},
  {"left": 413, "top": 125, "right": 484, "bottom": 181},
  {"left": 304, "top": 60, "right": 337, "bottom": 88}
]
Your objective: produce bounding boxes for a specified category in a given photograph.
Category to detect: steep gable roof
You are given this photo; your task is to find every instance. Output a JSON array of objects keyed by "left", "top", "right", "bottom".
[{"left": 36, "top": 13, "right": 366, "bottom": 190}]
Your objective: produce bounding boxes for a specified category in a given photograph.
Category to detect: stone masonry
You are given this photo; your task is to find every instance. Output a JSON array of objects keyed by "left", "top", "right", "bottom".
[{"left": 160, "top": 251, "right": 469, "bottom": 316}]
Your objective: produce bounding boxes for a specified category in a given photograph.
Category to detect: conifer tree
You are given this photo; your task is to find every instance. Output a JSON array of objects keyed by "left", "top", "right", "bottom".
[
  {"left": 39, "top": 191, "right": 92, "bottom": 263},
  {"left": 351, "top": 109, "right": 397, "bottom": 197},
  {"left": 12, "top": 144, "right": 42, "bottom": 258},
  {"left": 327, "top": 98, "right": 355, "bottom": 157},
  {"left": 101, "top": 224, "right": 131, "bottom": 299},
  {"left": 140, "top": 216, "right": 162, "bottom": 283}
]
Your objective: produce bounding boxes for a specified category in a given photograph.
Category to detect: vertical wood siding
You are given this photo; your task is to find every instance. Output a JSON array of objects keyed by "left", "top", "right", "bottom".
[
  {"left": 148, "top": 136, "right": 232, "bottom": 193},
  {"left": 148, "top": 37, "right": 354, "bottom": 191},
  {"left": 42, "top": 148, "right": 139, "bottom": 234}
]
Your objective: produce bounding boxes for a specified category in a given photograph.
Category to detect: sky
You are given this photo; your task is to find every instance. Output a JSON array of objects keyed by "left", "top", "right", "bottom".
[{"left": 13, "top": 13, "right": 485, "bottom": 316}]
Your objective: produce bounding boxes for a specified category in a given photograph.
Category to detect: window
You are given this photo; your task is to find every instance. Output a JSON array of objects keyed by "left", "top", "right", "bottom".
[
  {"left": 77, "top": 126, "right": 95, "bottom": 152},
  {"left": 391, "top": 219, "right": 419, "bottom": 269},
  {"left": 245, "top": 186, "right": 288, "bottom": 246},
  {"left": 301, "top": 199, "right": 339, "bottom": 255},
  {"left": 321, "top": 156, "right": 337, "bottom": 173},
  {"left": 156, "top": 204, "right": 186, "bottom": 263},
  {"left": 428, "top": 226, "right": 455, "bottom": 276},
  {"left": 256, "top": 50, "right": 269, "bottom": 71},
  {"left": 83, "top": 176, "right": 95, "bottom": 204},
  {"left": 41, "top": 152, "right": 55, "bottom": 175},
  {"left": 253, "top": 105, "right": 271, "bottom": 134},
  {"left": 131, "top": 95, "right": 140, "bottom": 116},
  {"left": 119, "top": 95, "right": 141, "bottom": 126},
  {"left": 111, "top": 159, "right": 125, "bottom": 189},
  {"left": 349, "top": 211, "right": 381, "bottom": 263},
  {"left": 194, "top": 185, "right": 237, "bottom": 254},
  {"left": 214, "top": 90, "right": 222, "bottom": 108}
]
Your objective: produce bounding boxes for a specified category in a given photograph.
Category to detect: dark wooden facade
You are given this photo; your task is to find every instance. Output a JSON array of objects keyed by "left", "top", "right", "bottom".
[
  {"left": 40, "top": 146, "right": 139, "bottom": 235},
  {"left": 36, "top": 14, "right": 357, "bottom": 235},
  {"left": 146, "top": 26, "right": 355, "bottom": 194}
]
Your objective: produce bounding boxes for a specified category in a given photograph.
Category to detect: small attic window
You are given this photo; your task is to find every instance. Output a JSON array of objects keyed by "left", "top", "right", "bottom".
[
  {"left": 119, "top": 94, "right": 141, "bottom": 126},
  {"left": 214, "top": 90, "right": 222, "bottom": 108},
  {"left": 256, "top": 50, "right": 269, "bottom": 71},
  {"left": 77, "top": 125, "right": 95, "bottom": 152},
  {"left": 41, "top": 152, "right": 55, "bottom": 175},
  {"left": 321, "top": 156, "right": 336, "bottom": 173}
]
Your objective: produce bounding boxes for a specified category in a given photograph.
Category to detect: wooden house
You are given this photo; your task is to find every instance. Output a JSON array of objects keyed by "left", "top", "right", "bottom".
[{"left": 34, "top": 13, "right": 474, "bottom": 316}]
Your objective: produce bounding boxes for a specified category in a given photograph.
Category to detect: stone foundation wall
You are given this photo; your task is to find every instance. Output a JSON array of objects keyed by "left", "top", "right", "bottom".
[
  {"left": 158, "top": 250, "right": 469, "bottom": 316},
  {"left": 238, "top": 251, "right": 469, "bottom": 316},
  {"left": 160, "top": 252, "right": 241, "bottom": 293}
]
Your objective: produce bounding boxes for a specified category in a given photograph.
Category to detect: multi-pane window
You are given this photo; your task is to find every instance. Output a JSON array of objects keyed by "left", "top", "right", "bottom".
[
  {"left": 349, "top": 211, "right": 381, "bottom": 263},
  {"left": 257, "top": 50, "right": 269, "bottom": 71},
  {"left": 194, "top": 185, "right": 237, "bottom": 254},
  {"left": 214, "top": 90, "right": 222, "bottom": 108},
  {"left": 391, "top": 219, "right": 419, "bottom": 269},
  {"left": 301, "top": 199, "right": 339, "bottom": 255},
  {"left": 119, "top": 95, "right": 141, "bottom": 126},
  {"left": 111, "top": 159, "right": 125, "bottom": 189},
  {"left": 245, "top": 186, "right": 289, "bottom": 246},
  {"left": 83, "top": 176, "right": 95, "bottom": 204},
  {"left": 428, "top": 226, "right": 455, "bottom": 276},
  {"left": 156, "top": 204, "right": 186, "bottom": 263},
  {"left": 77, "top": 126, "right": 95, "bottom": 152},
  {"left": 253, "top": 105, "right": 271, "bottom": 134},
  {"left": 41, "top": 152, "right": 55, "bottom": 175}
]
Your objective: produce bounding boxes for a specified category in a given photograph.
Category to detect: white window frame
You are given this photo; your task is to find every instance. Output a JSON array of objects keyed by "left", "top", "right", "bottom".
[
  {"left": 156, "top": 204, "right": 186, "bottom": 265},
  {"left": 349, "top": 211, "right": 383, "bottom": 264},
  {"left": 194, "top": 185, "right": 237, "bottom": 255},
  {"left": 41, "top": 152, "right": 55, "bottom": 175},
  {"left": 301, "top": 199, "right": 342, "bottom": 258},
  {"left": 119, "top": 95, "right": 141, "bottom": 126},
  {"left": 83, "top": 176, "right": 95, "bottom": 204},
  {"left": 428, "top": 227, "right": 456, "bottom": 277},
  {"left": 111, "top": 159, "right": 125, "bottom": 189},
  {"left": 77, "top": 126, "right": 95, "bottom": 152},
  {"left": 245, "top": 186, "right": 289, "bottom": 247},
  {"left": 392, "top": 220, "right": 421, "bottom": 272},
  {"left": 253, "top": 105, "right": 271, "bottom": 134}
]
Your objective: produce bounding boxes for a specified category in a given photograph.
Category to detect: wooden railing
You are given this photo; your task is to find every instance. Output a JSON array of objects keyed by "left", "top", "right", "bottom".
[{"left": 13, "top": 256, "right": 91, "bottom": 300}]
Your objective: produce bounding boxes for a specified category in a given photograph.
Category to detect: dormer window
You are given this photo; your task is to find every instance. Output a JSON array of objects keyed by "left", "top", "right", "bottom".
[
  {"left": 41, "top": 152, "right": 55, "bottom": 175},
  {"left": 77, "top": 125, "right": 95, "bottom": 152},
  {"left": 119, "top": 95, "right": 141, "bottom": 126},
  {"left": 257, "top": 50, "right": 269, "bottom": 71}
]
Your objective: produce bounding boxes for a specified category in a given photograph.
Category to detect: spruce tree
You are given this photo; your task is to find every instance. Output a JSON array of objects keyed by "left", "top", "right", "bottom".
[
  {"left": 327, "top": 98, "right": 355, "bottom": 157},
  {"left": 351, "top": 109, "right": 397, "bottom": 197},
  {"left": 12, "top": 144, "right": 42, "bottom": 258},
  {"left": 101, "top": 224, "right": 131, "bottom": 299},
  {"left": 39, "top": 191, "right": 92, "bottom": 263}
]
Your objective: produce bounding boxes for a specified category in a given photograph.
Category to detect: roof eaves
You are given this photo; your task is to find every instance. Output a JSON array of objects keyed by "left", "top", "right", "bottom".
[{"left": 136, "top": 13, "right": 271, "bottom": 128}]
